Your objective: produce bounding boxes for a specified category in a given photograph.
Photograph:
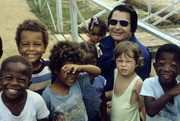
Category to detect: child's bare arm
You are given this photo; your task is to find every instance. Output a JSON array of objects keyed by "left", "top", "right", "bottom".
[
  {"left": 62, "top": 64, "right": 101, "bottom": 76},
  {"left": 105, "top": 90, "right": 113, "bottom": 101},
  {"left": 144, "top": 83, "right": 180, "bottom": 117},
  {"left": 135, "top": 79, "right": 146, "bottom": 121}
]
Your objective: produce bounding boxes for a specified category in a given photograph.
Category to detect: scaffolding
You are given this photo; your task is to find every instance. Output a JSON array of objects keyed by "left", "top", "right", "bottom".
[{"left": 33, "top": 0, "right": 180, "bottom": 45}]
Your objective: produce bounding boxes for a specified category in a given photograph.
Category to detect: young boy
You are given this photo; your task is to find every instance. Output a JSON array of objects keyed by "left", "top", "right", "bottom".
[
  {"left": 140, "top": 44, "right": 180, "bottom": 121},
  {"left": 0, "top": 55, "right": 49, "bottom": 121},
  {"left": 15, "top": 19, "right": 52, "bottom": 95},
  {"left": 42, "top": 41, "right": 101, "bottom": 121},
  {"left": 106, "top": 41, "right": 146, "bottom": 121}
]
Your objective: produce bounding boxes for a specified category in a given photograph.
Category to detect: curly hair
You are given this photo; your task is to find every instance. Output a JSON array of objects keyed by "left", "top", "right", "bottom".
[
  {"left": 155, "top": 44, "right": 180, "bottom": 65},
  {"left": 79, "top": 41, "right": 98, "bottom": 59},
  {"left": 114, "top": 41, "right": 144, "bottom": 67},
  {"left": 49, "top": 41, "right": 85, "bottom": 74},
  {"left": 15, "top": 19, "right": 49, "bottom": 48},
  {"left": 1, "top": 55, "right": 33, "bottom": 79}
]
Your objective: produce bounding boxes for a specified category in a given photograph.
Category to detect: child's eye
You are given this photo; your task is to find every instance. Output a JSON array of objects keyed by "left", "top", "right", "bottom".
[
  {"left": 21, "top": 43, "right": 29, "bottom": 46},
  {"left": 171, "top": 64, "right": 178, "bottom": 69},
  {"left": 158, "top": 62, "right": 165, "bottom": 67},
  {"left": 98, "top": 33, "right": 104, "bottom": 36},
  {"left": 126, "top": 60, "right": 132, "bottom": 63},
  {"left": 91, "top": 33, "right": 96, "bottom": 36},
  {"left": 18, "top": 78, "right": 27, "bottom": 83},
  {"left": 5, "top": 76, "right": 12, "bottom": 80},
  {"left": 34, "top": 43, "right": 42, "bottom": 46}
]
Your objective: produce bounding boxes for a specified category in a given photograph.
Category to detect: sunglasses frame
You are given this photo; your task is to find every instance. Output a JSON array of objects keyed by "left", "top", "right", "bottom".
[{"left": 109, "top": 18, "right": 130, "bottom": 27}]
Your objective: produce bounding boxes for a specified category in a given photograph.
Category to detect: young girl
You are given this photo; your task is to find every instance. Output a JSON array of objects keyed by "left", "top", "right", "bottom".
[
  {"left": 0, "top": 55, "right": 49, "bottom": 121},
  {"left": 42, "top": 41, "right": 101, "bottom": 121},
  {"left": 80, "top": 42, "right": 106, "bottom": 121},
  {"left": 106, "top": 41, "right": 146, "bottom": 121},
  {"left": 87, "top": 16, "right": 107, "bottom": 57}
]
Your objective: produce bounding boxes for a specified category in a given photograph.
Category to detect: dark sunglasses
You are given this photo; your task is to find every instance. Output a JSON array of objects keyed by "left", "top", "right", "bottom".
[{"left": 109, "top": 19, "right": 130, "bottom": 27}]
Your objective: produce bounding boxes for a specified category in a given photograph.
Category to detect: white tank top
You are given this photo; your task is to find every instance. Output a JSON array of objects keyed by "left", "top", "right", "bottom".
[{"left": 111, "top": 69, "right": 140, "bottom": 121}]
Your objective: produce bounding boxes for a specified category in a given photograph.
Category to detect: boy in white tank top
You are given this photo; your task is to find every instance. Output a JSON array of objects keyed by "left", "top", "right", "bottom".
[{"left": 106, "top": 41, "right": 146, "bottom": 121}]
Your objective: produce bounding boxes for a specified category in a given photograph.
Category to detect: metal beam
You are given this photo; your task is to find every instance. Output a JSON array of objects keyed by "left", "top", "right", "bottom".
[
  {"left": 152, "top": 8, "right": 180, "bottom": 26},
  {"left": 138, "top": 20, "right": 180, "bottom": 46},
  {"left": 69, "top": 0, "right": 78, "bottom": 42},
  {"left": 90, "top": 0, "right": 180, "bottom": 46},
  {"left": 78, "top": 0, "right": 124, "bottom": 28},
  {"left": 142, "top": 1, "right": 179, "bottom": 22}
]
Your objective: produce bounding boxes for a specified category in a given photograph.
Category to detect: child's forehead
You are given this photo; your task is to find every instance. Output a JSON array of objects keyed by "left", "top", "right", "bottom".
[
  {"left": 21, "top": 30, "right": 43, "bottom": 39},
  {"left": 3, "top": 62, "right": 28, "bottom": 72}
]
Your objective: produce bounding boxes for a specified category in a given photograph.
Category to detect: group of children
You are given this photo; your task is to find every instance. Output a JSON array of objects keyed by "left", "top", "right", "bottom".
[{"left": 0, "top": 17, "right": 179, "bottom": 121}]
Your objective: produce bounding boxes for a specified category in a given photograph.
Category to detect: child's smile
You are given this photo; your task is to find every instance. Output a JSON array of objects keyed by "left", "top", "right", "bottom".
[
  {"left": 1, "top": 62, "right": 31, "bottom": 100},
  {"left": 19, "top": 31, "right": 46, "bottom": 64},
  {"left": 154, "top": 52, "right": 179, "bottom": 85}
]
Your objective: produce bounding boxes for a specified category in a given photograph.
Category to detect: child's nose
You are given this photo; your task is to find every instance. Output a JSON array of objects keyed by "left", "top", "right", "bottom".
[
  {"left": 11, "top": 79, "right": 19, "bottom": 85},
  {"left": 28, "top": 44, "right": 35, "bottom": 50},
  {"left": 164, "top": 64, "right": 171, "bottom": 71}
]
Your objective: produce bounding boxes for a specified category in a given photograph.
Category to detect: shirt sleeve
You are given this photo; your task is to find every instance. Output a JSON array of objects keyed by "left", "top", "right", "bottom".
[
  {"left": 78, "top": 72, "right": 91, "bottom": 92},
  {"left": 140, "top": 78, "right": 155, "bottom": 98},
  {"left": 36, "top": 92, "right": 50, "bottom": 119}
]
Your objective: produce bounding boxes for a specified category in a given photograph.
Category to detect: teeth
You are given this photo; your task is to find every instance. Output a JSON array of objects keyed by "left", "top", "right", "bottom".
[
  {"left": 67, "top": 80, "right": 74, "bottom": 82},
  {"left": 27, "top": 54, "right": 36, "bottom": 58},
  {"left": 8, "top": 89, "right": 18, "bottom": 94}
]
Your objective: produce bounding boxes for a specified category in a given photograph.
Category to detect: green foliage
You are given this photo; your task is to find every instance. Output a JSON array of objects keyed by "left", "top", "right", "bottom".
[{"left": 27, "top": 0, "right": 108, "bottom": 34}]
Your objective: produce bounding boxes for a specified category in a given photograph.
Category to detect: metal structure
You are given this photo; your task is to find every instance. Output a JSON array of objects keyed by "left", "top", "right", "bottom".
[{"left": 34, "top": 0, "right": 180, "bottom": 45}]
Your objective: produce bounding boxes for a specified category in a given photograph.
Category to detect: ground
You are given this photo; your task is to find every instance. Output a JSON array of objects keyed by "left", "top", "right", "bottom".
[{"left": 0, "top": 0, "right": 58, "bottom": 63}]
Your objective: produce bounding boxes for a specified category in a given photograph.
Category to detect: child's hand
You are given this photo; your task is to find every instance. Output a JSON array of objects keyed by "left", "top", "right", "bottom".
[
  {"left": 106, "top": 101, "right": 111, "bottom": 108},
  {"left": 62, "top": 64, "right": 82, "bottom": 74},
  {"left": 167, "top": 83, "right": 180, "bottom": 97}
]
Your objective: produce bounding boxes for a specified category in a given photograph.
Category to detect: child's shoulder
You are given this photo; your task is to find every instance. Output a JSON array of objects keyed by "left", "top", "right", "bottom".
[{"left": 27, "top": 89, "right": 44, "bottom": 101}]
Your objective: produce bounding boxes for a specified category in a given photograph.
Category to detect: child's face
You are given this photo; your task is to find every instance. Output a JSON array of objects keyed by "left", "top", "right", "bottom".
[
  {"left": 89, "top": 26, "right": 104, "bottom": 44},
  {"left": 84, "top": 52, "right": 97, "bottom": 65},
  {"left": 18, "top": 30, "right": 46, "bottom": 64},
  {"left": 55, "top": 62, "right": 80, "bottom": 87},
  {"left": 154, "top": 52, "right": 179, "bottom": 85},
  {"left": 0, "top": 62, "right": 31, "bottom": 100},
  {"left": 116, "top": 53, "right": 137, "bottom": 77}
]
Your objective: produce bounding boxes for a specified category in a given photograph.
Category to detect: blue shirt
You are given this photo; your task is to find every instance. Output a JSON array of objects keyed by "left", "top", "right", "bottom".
[
  {"left": 83, "top": 75, "right": 106, "bottom": 121},
  {"left": 97, "top": 35, "right": 151, "bottom": 91}
]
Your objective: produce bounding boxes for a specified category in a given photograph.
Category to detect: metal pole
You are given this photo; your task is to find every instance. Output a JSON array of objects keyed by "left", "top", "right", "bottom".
[
  {"left": 47, "top": 2, "right": 57, "bottom": 32},
  {"left": 38, "top": 0, "right": 42, "bottom": 11},
  {"left": 56, "top": 0, "right": 63, "bottom": 33},
  {"left": 147, "top": 0, "right": 152, "bottom": 18},
  {"left": 69, "top": 0, "right": 78, "bottom": 42}
]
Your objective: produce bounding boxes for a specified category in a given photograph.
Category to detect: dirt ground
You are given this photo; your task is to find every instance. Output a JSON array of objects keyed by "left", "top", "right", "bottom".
[{"left": 0, "top": 0, "right": 58, "bottom": 63}]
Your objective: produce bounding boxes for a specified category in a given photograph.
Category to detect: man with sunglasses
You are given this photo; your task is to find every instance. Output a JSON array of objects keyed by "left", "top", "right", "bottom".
[{"left": 97, "top": 4, "right": 151, "bottom": 91}]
